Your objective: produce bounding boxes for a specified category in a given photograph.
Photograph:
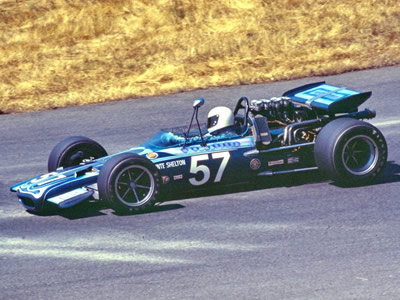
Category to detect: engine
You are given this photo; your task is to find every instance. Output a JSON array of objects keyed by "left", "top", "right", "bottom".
[
  {"left": 250, "top": 97, "right": 315, "bottom": 124},
  {"left": 249, "top": 97, "right": 320, "bottom": 145}
]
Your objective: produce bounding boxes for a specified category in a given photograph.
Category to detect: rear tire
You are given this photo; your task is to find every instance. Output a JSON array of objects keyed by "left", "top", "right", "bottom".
[
  {"left": 98, "top": 153, "right": 160, "bottom": 213},
  {"left": 48, "top": 136, "right": 107, "bottom": 172},
  {"left": 314, "top": 118, "right": 387, "bottom": 186}
]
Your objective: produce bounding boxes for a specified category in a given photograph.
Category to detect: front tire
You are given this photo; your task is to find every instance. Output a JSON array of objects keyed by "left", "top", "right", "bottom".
[
  {"left": 48, "top": 136, "right": 108, "bottom": 172},
  {"left": 98, "top": 153, "right": 160, "bottom": 213},
  {"left": 314, "top": 118, "right": 387, "bottom": 186}
]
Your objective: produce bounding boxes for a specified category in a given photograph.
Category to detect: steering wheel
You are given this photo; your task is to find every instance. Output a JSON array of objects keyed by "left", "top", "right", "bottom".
[{"left": 233, "top": 96, "right": 250, "bottom": 132}]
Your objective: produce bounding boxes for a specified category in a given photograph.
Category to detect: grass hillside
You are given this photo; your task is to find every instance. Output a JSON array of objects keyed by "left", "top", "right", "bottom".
[{"left": 1, "top": 0, "right": 399, "bottom": 113}]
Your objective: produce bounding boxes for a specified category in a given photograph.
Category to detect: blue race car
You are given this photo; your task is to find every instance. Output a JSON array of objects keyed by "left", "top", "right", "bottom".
[{"left": 10, "top": 82, "right": 388, "bottom": 214}]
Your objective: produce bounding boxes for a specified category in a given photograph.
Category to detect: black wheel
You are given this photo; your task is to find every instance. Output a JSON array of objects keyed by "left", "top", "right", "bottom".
[
  {"left": 48, "top": 136, "right": 107, "bottom": 172},
  {"left": 98, "top": 153, "right": 160, "bottom": 213},
  {"left": 314, "top": 118, "right": 387, "bottom": 186}
]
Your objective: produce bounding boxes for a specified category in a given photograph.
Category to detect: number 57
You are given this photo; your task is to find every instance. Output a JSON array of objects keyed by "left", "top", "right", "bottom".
[{"left": 189, "top": 152, "right": 231, "bottom": 186}]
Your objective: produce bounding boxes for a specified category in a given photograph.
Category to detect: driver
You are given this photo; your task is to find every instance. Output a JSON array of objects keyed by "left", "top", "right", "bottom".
[
  {"left": 161, "top": 105, "right": 239, "bottom": 146},
  {"left": 207, "top": 106, "right": 237, "bottom": 135}
]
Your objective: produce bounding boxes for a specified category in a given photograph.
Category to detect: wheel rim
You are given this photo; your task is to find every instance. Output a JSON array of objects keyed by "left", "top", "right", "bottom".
[
  {"left": 342, "top": 135, "right": 379, "bottom": 176},
  {"left": 63, "top": 145, "right": 103, "bottom": 168},
  {"left": 114, "top": 165, "right": 155, "bottom": 207},
  {"left": 66, "top": 150, "right": 89, "bottom": 166}
]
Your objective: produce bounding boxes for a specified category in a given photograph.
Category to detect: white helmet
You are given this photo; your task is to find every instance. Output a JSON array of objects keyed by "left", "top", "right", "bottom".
[{"left": 207, "top": 106, "right": 234, "bottom": 134}]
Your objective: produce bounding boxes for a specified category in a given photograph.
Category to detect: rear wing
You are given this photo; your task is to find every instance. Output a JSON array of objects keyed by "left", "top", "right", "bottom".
[{"left": 282, "top": 82, "right": 371, "bottom": 115}]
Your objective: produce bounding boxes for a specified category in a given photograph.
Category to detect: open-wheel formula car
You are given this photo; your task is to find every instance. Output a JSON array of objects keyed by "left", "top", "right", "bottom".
[{"left": 10, "top": 82, "right": 388, "bottom": 214}]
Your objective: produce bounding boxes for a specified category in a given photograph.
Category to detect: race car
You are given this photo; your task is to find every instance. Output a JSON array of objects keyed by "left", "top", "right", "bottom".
[{"left": 10, "top": 82, "right": 388, "bottom": 214}]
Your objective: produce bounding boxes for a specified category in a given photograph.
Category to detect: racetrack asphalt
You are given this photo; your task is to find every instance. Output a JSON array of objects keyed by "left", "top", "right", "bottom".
[{"left": 1, "top": 66, "right": 400, "bottom": 300}]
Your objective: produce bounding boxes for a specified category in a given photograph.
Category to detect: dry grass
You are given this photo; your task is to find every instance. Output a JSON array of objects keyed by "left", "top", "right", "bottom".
[{"left": 1, "top": 0, "right": 399, "bottom": 113}]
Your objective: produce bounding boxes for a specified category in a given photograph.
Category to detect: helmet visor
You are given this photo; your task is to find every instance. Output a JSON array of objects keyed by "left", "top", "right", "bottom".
[{"left": 207, "top": 115, "right": 219, "bottom": 129}]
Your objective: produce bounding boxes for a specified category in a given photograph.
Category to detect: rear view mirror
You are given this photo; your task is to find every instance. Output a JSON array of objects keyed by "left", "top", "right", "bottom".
[{"left": 193, "top": 98, "right": 205, "bottom": 108}]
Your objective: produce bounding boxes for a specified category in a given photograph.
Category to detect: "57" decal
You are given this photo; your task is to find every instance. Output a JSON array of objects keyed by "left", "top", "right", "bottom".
[{"left": 189, "top": 152, "right": 231, "bottom": 186}]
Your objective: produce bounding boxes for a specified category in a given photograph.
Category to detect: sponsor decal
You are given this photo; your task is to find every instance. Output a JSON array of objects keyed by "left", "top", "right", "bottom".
[
  {"left": 268, "top": 159, "right": 284, "bottom": 167},
  {"left": 158, "top": 137, "right": 254, "bottom": 156},
  {"left": 156, "top": 163, "right": 165, "bottom": 170},
  {"left": 166, "top": 160, "right": 186, "bottom": 168},
  {"left": 161, "top": 176, "right": 170, "bottom": 184},
  {"left": 173, "top": 174, "right": 183, "bottom": 181},
  {"left": 296, "top": 85, "right": 358, "bottom": 103},
  {"left": 146, "top": 152, "right": 158, "bottom": 159},
  {"left": 156, "top": 159, "right": 186, "bottom": 170},
  {"left": 250, "top": 158, "right": 261, "bottom": 170},
  {"left": 181, "top": 141, "right": 241, "bottom": 153},
  {"left": 287, "top": 156, "right": 300, "bottom": 164}
]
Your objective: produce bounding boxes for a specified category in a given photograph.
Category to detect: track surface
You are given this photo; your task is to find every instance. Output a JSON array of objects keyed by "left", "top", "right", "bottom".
[{"left": 1, "top": 66, "right": 399, "bottom": 300}]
